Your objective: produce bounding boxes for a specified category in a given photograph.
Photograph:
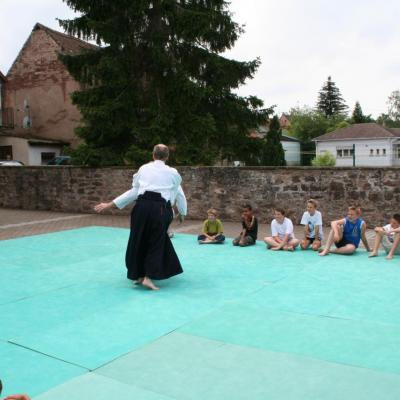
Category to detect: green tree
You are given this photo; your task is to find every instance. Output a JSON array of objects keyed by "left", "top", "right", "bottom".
[
  {"left": 59, "top": 0, "right": 269, "bottom": 166},
  {"left": 288, "top": 107, "right": 330, "bottom": 142},
  {"left": 262, "top": 115, "right": 285, "bottom": 166},
  {"left": 316, "top": 76, "right": 348, "bottom": 118},
  {"left": 351, "top": 101, "right": 374, "bottom": 124},
  {"left": 387, "top": 90, "right": 400, "bottom": 122}
]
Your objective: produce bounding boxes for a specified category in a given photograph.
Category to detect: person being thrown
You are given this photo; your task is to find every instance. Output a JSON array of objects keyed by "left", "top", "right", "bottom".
[{"left": 319, "top": 205, "right": 371, "bottom": 256}]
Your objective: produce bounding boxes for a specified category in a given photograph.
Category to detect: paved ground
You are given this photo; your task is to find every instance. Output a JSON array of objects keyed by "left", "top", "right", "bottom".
[{"left": 0, "top": 207, "right": 375, "bottom": 247}]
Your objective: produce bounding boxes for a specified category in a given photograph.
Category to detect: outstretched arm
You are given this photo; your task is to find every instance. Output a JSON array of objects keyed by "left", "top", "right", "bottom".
[{"left": 361, "top": 223, "right": 371, "bottom": 251}]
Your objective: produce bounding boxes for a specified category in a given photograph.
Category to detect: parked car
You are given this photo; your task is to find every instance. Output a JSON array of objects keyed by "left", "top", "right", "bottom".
[
  {"left": 47, "top": 156, "right": 71, "bottom": 165},
  {"left": 0, "top": 160, "right": 24, "bottom": 166}
]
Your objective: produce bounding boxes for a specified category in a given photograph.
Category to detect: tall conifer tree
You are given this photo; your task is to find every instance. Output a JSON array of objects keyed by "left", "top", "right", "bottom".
[
  {"left": 262, "top": 115, "right": 286, "bottom": 166},
  {"left": 59, "top": 0, "right": 268, "bottom": 166},
  {"left": 316, "top": 76, "right": 348, "bottom": 118}
]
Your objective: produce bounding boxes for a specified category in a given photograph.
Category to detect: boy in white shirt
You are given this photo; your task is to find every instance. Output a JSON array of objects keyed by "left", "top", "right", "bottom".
[
  {"left": 369, "top": 214, "right": 400, "bottom": 260},
  {"left": 300, "top": 199, "right": 323, "bottom": 251},
  {"left": 264, "top": 208, "right": 300, "bottom": 251}
]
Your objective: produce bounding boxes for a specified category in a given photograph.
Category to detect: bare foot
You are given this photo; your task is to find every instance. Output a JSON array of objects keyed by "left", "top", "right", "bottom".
[
  {"left": 135, "top": 277, "right": 144, "bottom": 285},
  {"left": 271, "top": 246, "right": 281, "bottom": 251},
  {"left": 369, "top": 252, "right": 378, "bottom": 258},
  {"left": 386, "top": 254, "right": 394, "bottom": 260},
  {"left": 319, "top": 249, "right": 329, "bottom": 256},
  {"left": 142, "top": 277, "right": 160, "bottom": 291},
  {"left": 287, "top": 246, "right": 294, "bottom": 252}
]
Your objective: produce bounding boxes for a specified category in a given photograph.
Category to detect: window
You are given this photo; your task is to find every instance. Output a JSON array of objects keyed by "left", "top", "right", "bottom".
[
  {"left": 370, "top": 149, "right": 374, "bottom": 156},
  {"left": 336, "top": 146, "right": 353, "bottom": 158},
  {"left": 397, "top": 145, "right": 400, "bottom": 159},
  {"left": 41, "top": 152, "right": 55, "bottom": 165},
  {"left": 376, "top": 149, "right": 380, "bottom": 156},
  {"left": 383, "top": 149, "right": 386, "bottom": 156},
  {"left": 0, "top": 145, "right": 13, "bottom": 160}
]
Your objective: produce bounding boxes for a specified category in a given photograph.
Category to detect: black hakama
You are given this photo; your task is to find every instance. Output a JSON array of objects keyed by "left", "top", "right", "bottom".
[{"left": 125, "top": 191, "right": 183, "bottom": 281}]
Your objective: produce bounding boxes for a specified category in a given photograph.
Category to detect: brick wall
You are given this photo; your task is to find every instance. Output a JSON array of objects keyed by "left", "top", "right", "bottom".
[{"left": 0, "top": 166, "right": 398, "bottom": 226}]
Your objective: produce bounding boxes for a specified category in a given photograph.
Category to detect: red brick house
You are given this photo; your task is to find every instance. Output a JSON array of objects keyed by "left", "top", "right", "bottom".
[{"left": 0, "top": 23, "right": 96, "bottom": 164}]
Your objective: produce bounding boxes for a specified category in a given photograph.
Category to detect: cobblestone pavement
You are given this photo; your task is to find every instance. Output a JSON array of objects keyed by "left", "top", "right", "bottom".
[{"left": 0, "top": 208, "right": 377, "bottom": 249}]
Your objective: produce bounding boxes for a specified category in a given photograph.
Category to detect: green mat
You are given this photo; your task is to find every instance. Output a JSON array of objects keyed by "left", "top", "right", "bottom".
[{"left": 0, "top": 227, "right": 399, "bottom": 399}]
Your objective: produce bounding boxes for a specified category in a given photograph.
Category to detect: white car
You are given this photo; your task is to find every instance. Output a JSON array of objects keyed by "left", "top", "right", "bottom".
[{"left": 0, "top": 160, "right": 24, "bottom": 166}]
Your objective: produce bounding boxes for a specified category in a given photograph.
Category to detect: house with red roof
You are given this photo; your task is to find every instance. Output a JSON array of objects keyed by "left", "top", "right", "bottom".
[
  {"left": 314, "top": 123, "right": 400, "bottom": 167},
  {"left": 0, "top": 23, "right": 96, "bottom": 164}
]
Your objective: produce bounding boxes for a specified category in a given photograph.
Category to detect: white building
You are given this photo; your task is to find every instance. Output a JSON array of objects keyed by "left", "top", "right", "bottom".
[
  {"left": 255, "top": 126, "right": 301, "bottom": 166},
  {"left": 314, "top": 123, "right": 400, "bottom": 167}
]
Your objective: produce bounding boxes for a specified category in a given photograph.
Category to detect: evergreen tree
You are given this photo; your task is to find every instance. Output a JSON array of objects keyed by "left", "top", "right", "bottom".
[
  {"left": 59, "top": 0, "right": 269, "bottom": 166},
  {"left": 316, "top": 76, "right": 348, "bottom": 118},
  {"left": 351, "top": 101, "right": 373, "bottom": 124},
  {"left": 262, "top": 115, "right": 286, "bottom": 166}
]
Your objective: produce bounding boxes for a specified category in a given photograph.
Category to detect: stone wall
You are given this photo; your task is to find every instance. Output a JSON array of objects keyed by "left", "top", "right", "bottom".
[{"left": 0, "top": 166, "right": 399, "bottom": 226}]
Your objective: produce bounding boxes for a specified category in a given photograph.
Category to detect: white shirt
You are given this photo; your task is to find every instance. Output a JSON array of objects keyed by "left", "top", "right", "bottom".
[
  {"left": 300, "top": 211, "right": 323, "bottom": 239},
  {"left": 383, "top": 224, "right": 395, "bottom": 243},
  {"left": 113, "top": 160, "right": 187, "bottom": 215},
  {"left": 271, "top": 217, "right": 294, "bottom": 240}
]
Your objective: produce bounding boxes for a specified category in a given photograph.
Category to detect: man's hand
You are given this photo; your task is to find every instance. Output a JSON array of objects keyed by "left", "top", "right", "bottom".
[{"left": 94, "top": 202, "right": 114, "bottom": 213}]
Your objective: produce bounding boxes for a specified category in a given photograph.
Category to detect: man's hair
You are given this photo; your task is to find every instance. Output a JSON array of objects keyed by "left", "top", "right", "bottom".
[
  {"left": 242, "top": 204, "right": 253, "bottom": 211},
  {"left": 307, "top": 199, "right": 318, "bottom": 208},
  {"left": 153, "top": 144, "right": 169, "bottom": 160},
  {"left": 207, "top": 208, "right": 218, "bottom": 216},
  {"left": 275, "top": 208, "right": 286, "bottom": 216},
  {"left": 393, "top": 214, "right": 400, "bottom": 223}
]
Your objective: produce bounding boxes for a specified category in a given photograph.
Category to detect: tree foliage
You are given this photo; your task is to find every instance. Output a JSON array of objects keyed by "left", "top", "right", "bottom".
[
  {"left": 261, "top": 115, "right": 286, "bottom": 166},
  {"left": 59, "top": 0, "right": 269, "bottom": 166},
  {"left": 387, "top": 90, "right": 400, "bottom": 122},
  {"left": 351, "top": 101, "right": 374, "bottom": 124},
  {"left": 316, "top": 76, "right": 348, "bottom": 118}
]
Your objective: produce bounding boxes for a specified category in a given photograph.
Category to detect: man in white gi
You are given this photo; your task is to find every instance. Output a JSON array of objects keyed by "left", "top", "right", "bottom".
[{"left": 95, "top": 144, "right": 187, "bottom": 290}]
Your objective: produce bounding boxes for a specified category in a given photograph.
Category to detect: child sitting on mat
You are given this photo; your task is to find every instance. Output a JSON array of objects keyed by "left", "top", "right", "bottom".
[
  {"left": 319, "top": 205, "right": 370, "bottom": 256},
  {"left": 198, "top": 208, "right": 225, "bottom": 244},
  {"left": 233, "top": 204, "right": 258, "bottom": 247},
  {"left": 264, "top": 208, "right": 300, "bottom": 251},
  {"left": 369, "top": 214, "right": 400, "bottom": 260},
  {"left": 300, "top": 199, "right": 323, "bottom": 251}
]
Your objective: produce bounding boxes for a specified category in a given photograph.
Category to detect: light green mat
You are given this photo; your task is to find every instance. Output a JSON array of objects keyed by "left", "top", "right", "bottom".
[{"left": 1, "top": 226, "right": 399, "bottom": 399}]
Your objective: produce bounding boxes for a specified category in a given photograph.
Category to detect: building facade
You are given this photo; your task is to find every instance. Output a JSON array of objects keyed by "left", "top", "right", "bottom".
[
  {"left": 314, "top": 123, "right": 400, "bottom": 167},
  {"left": 0, "top": 23, "right": 96, "bottom": 165}
]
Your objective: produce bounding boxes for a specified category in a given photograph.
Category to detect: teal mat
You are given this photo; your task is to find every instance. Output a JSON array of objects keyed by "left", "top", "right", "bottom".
[
  {"left": 1, "top": 227, "right": 400, "bottom": 399},
  {"left": 96, "top": 332, "right": 400, "bottom": 400}
]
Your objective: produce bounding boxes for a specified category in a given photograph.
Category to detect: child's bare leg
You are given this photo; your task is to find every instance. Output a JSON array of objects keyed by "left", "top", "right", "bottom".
[
  {"left": 264, "top": 237, "right": 279, "bottom": 249},
  {"left": 369, "top": 232, "right": 384, "bottom": 257},
  {"left": 319, "top": 229, "right": 337, "bottom": 256},
  {"left": 301, "top": 238, "right": 311, "bottom": 250},
  {"left": 286, "top": 238, "right": 300, "bottom": 251},
  {"left": 331, "top": 244, "right": 356, "bottom": 255},
  {"left": 312, "top": 240, "right": 322, "bottom": 251},
  {"left": 387, "top": 233, "right": 400, "bottom": 260}
]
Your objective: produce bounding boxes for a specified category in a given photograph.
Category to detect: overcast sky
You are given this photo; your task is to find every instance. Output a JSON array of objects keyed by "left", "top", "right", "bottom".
[{"left": 1, "top": 0, "right": 399, "bottom": 117}]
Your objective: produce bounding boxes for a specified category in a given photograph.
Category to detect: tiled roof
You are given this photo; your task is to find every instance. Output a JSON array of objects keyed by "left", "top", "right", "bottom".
[
  {"left": 34, "top": 23, "right": 98, "bottom": 55},
  {"left": 0, "top": 71, "right": 6, "bottom": 81},
  {"left": 314, "top": 123, "right": 400, "bottom": 141}
]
